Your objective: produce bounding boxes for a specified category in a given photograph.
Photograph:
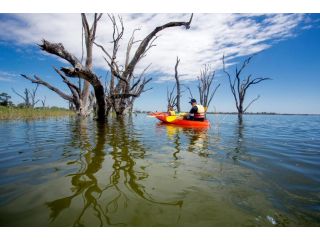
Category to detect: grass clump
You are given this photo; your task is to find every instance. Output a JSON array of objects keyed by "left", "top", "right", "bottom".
[{"left": 0, "top": 106, "right": 75, "bottom": 120}]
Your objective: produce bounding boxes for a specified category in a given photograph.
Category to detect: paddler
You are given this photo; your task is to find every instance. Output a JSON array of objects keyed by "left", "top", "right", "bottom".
[
  {"left": 185, "top": 99, "right": 205, "bottom": 121},
  {"left": 167, "top": 105, "right": 176, "bottom": 116}
]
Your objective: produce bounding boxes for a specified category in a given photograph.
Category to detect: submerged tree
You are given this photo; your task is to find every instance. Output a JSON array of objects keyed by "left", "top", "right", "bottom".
[
  {"left": 185, "top": 64, "right": 220, "bottom": 111},
  {"left": 222, "top": 55, "right": 270, "bottom": 117},
  {"left": 22, "top": 14, "right": 103, "bottom": 118},
  {"left": 95, "top": 14, "right": 193, "bottom": 117},
  {"left": 197, "top": 64, "right": 220, "bottom": 111}
]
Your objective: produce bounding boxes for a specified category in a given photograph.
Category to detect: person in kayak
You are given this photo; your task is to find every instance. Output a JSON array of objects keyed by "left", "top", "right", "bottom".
[
  {"left": 167, "top": 105, "right": 176, "bottom": 116},
  {"left": 185, "top": 99, "right": 205, "bottom": 121}
]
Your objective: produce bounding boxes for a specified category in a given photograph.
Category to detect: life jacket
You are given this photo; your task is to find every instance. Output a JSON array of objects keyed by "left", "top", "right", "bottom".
[
  {"left": 169, "top": 110, "right": 176, "bottom": 116},
  {"left": 194, "top": 104, "right": 205, "bottom": 119}
]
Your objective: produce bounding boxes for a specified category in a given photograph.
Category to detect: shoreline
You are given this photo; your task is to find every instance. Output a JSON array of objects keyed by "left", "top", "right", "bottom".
[{"left": 0, "top": 106, "right": 75, "bottom": 120}]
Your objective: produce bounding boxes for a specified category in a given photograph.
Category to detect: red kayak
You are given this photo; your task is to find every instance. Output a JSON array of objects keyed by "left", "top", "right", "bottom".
[{"left": 151, "top": 113, "right": 210, "bottom": 127}]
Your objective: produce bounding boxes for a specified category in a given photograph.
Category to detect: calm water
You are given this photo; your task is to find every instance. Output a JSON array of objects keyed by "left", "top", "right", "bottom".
[{"left": 0, "top": 114, "right": 319, "bottom": 226}]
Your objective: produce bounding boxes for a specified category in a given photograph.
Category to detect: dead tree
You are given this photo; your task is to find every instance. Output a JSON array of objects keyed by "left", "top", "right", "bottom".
[
  {"left": 21, "top": 13, "right": 104, "bottom": 119},
  {"left": 222, "top": 55, "right": 270, "bottom": 116},
  {"left": 174, "top": 57, "right": 181, "bottom": 112},
  {"left": 197, "top": 64, "right": 220, "bottom": 111},
  {"left": 41, "top": 96, "right": 46, "bottom": 108},
  {"left": 12, "top": 85, "right": 39, "bottom": 108},
  {"left": 12, "top": 88, "right": 29, "bottom": 107},
  {"left": 183, "top": 64, "right": 220, "bottom": 111},
  {"left": 95, "top": 14, "right": 193, "bottom": 117},
  {"left": 167, "top": 84, "right": 177, "bottom": 110},
  {"left": 28, "top": 84, "right": 40, "bottom": 107}
]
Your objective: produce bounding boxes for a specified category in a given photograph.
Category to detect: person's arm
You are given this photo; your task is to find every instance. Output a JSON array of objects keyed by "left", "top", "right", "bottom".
[
  {"left": 189, "top": 106, "right": 198, "bottom": 114},
  {"left": 185, "top": 106, "right": 197, "bottom": 118}
]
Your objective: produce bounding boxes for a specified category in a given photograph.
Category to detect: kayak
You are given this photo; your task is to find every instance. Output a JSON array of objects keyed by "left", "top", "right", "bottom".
[{"left": 151, "top": 113, "right": 210, "bottom": 127}]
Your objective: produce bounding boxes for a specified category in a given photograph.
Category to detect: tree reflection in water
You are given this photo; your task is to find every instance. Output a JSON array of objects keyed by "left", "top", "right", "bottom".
[
  {"left": 227, "top": 116, "right": 246, "bottom": 162},
  {"left": 46, "top": 117, "right": 182, "bottom": 226}
]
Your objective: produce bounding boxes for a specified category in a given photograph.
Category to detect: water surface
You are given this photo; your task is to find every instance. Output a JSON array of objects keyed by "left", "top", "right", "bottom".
[{"left": 0, "top": 114, "right": 319, "bottom": 226}]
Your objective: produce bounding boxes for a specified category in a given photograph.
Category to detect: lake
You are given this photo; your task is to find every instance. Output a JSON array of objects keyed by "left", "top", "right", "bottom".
[{"left": 0, "top": 114, "right": 319, "bottom": 226}]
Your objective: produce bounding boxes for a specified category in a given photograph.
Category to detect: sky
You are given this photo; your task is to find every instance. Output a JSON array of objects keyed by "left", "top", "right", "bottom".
[{"left": 0, "top": 13, "right": 319, "bottom": 114}]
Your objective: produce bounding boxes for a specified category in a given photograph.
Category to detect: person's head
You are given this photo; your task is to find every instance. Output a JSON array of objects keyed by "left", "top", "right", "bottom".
[
  {"left": 189, "top": 99, "right": 197, "bottom": 106},
  {"left": 168, "top": 105, "right": 174, "bottom": 111}
]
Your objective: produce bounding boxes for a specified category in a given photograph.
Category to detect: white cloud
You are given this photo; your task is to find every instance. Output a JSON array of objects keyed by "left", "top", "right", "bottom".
[
  {"left": 0, "top": 70, "right": 18, "bottom": 82},
  {"left": 0, "top": 13, "right": 306, "bottom": 82}
]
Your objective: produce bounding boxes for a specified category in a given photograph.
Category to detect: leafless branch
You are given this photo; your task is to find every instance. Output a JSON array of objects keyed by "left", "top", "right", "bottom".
[
  {"left": 21, "top": 74, "right": 72, "bottom": 101},
  {"left": 185, "top": 86, "right": 194, "bottom": 99},
  {"left": 41, "top": 96, "right": 46, "bottom": 107},
  {"left": 223, "top": 55, "right": 239, "bottom": 111},
  {"left": 125, "top": 28, "right": 141, "bottom": 69},
  {"left": 244, "top": 95, "right": 260, "bottom": 112},
  {"left": 121, "top": 13, "right": 193, "bottom": 82},
  {"left": 39, "top": 40, "right": 82, "bottom": 69},
  {"left": 11, "top": 88, "right": 27, "bottom": 102},
  {"left": 167, "top": 84, "right": 177, "bottom": 108}
]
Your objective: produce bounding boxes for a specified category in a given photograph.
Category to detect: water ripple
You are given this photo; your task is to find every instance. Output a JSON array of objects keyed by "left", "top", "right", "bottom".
[{"left": 0, "top": 114, "right": 319, "bottom": 226}]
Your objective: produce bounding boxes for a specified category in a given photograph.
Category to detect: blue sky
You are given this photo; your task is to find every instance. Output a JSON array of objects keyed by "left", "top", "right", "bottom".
[{"left": 0, "top": 13, "right": 319, "bottom": 114}]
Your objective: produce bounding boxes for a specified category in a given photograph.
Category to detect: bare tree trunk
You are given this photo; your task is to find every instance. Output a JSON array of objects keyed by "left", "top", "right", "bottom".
[
  {"left": 80, "top": 13, "right": 103, "bottom": 117},
  {"left": 60, "top": 65, "right": 106, "bottom": 120},
  {"left": 175, "top": 57, "right": 181, "bottom": 112},
  {"left": 83, "top": 14, "right": 104, "bottom": 118},
  {"left": 239, "top": 101, "right": 243, "bottom": 115},
  {"left": 69, "top": 101, "right": 75, "bottom": 110}
]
